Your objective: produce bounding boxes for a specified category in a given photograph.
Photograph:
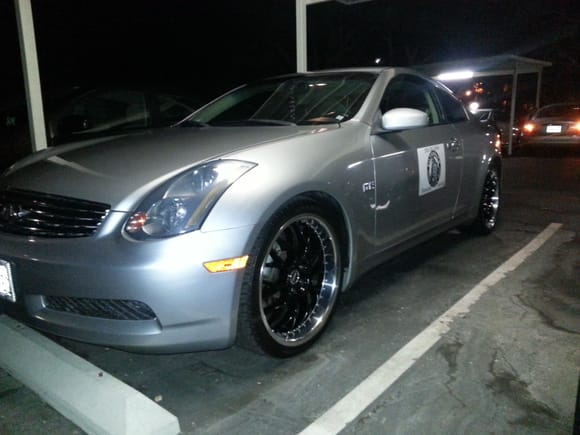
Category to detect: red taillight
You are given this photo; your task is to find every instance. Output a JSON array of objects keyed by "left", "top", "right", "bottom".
[
  {"left": 522, "top": 122, "right": 536, "bottom": 135},
  {"left": 494, "top": 133, "right": 502, "bottom": 149},
  {"left": 571, "top": 121, "right": 580, "bottom": 133}
]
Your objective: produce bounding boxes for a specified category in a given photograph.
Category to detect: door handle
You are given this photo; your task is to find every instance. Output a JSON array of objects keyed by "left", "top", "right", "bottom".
[{"left": 446, "top": 138, "right": 461, "bottom": 152}]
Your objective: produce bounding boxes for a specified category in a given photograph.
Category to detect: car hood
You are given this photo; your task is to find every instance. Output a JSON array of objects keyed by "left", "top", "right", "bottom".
[{"left": 0, "top": 126, "right": 315, "bottom": 211}]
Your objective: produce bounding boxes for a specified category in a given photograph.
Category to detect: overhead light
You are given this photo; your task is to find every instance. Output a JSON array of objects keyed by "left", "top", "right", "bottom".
[
  {"left": 335, "top": 0, "right": 374, "bottom": 4},
  {"left": 436, "top": 70, "right": 474, "bottom": 81}
]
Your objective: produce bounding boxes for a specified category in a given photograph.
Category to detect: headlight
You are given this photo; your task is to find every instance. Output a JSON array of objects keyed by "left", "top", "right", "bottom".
[{"left": 125, "top": 160, "right": 256, "bottom": 239}]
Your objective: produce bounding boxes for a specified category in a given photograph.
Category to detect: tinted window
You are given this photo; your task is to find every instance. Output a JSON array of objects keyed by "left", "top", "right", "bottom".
[
  {"left": 154, "top": 94, "right": 196, "bottom": 125},
  {"left": 381, "top": 74, "right": 441, "bottom": 125},
  {"left": 535, "top": 104, "right": 580, "bottom": 119},
  {"left": 53, "top": 90, "right": 148, "bottom": 139},
  {"left": 434, "top": 87, "right": 468, "bottom": 123}
]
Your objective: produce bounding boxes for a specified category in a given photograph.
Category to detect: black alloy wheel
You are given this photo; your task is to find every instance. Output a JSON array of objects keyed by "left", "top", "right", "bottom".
[
  {"left": 237, "top": 200, "right": 342, "bottom": 357},
  {"left": 468, "top": 164, "right": 501, "bottom": 235}
]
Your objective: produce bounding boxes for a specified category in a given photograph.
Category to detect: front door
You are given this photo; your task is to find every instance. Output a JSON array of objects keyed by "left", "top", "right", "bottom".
[{"left": 373, "top": 74, "right": 464, "bottom": 251}]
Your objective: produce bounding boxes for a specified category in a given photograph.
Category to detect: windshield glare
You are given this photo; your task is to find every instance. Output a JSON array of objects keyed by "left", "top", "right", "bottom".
[{"left": 188, "top": 73, "right": 376, "bottom": 126}]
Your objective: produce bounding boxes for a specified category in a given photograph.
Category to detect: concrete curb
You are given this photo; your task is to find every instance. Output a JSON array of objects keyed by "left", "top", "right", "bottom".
[{"left": 0, "top": 315, "right": 181, "bottom": 435}]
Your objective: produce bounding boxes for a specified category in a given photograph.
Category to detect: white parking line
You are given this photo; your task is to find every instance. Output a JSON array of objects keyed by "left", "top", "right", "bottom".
[
  {"left": 299, "top": 223, "right": 563, "bottom": 435},
  {"left": 0, "top": 315, "right": 181, "bottom": 435}
]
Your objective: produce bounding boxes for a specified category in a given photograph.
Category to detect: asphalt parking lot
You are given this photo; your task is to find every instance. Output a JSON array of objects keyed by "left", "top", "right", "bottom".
[{"left": 1, "top": 147, "right": 579, "bottom": 435}]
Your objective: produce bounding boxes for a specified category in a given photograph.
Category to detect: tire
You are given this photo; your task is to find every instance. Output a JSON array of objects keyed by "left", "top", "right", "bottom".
[
  {"left": 466, "top": 164, "right": 501, "bottom": 235},
  {"left": 237, "top": 199, "right": 342, "bottom": 357}
]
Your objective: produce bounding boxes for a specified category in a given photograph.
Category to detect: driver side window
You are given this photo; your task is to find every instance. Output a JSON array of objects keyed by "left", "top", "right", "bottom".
[{"left": 381, "top": 75, "right": 441, "bottom": 125}]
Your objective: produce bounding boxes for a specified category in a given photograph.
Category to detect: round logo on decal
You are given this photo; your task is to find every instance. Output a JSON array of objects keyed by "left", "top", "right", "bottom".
[{"left": 427, "top": 150, "right": 441, "bottom": 187}]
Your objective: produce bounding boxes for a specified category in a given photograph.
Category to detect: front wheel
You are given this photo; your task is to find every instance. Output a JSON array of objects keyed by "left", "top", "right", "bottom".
[{"left": 237, "top": 200, "right": 342, "bottom": 357}]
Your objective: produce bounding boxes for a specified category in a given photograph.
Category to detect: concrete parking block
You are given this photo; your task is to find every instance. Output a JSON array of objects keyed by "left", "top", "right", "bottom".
[{"left": 0, "top": 315, "right": 181, "bottom": 435}]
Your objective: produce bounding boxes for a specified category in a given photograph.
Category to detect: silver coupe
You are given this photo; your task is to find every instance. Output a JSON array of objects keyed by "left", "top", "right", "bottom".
[{"left": 0, "top": 68, "right": 501, "bottom": 357}]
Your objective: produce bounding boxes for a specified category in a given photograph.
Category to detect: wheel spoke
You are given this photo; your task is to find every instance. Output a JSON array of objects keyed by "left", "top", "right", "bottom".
[
  {"left": 303, "top": 241, "right": 322, "bottom": 270},
  {"left": 291, "top": 292, "right": 310, "bottom": 328},
  {"left": 287, "top": 224, "right": 310, "bottom": 261},
  {"left": 266, "top": 304, "right": 289, "bottom": 331},
  {"left": 265, "top": 248, "right": 286, "bottom": 270}
]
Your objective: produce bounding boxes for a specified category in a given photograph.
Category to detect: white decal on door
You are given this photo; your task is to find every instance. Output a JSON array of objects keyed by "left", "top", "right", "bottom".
[{"left": 417, "top": 144, "right": 446, "bottom": 196}]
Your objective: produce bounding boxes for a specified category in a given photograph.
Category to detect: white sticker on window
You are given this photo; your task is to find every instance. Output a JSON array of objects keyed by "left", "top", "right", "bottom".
[{"left": 418, "top": 144, "right": 446, "bottom": 196}]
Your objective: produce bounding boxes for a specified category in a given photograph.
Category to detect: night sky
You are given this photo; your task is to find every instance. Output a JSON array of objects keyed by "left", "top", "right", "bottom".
[{"left": 1, "top": 0, "right": 579, "bottom": 107}]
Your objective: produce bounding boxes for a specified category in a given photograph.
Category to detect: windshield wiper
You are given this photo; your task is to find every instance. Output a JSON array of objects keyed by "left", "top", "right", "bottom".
[
  {"left": 297, "top": 116, "right": 342, "bottom": 126},
  {"left": 180, "top": 119, "right": 210, "bottom": 128},
  {"left": 212, "top": 119, "right": 296, "bottom": 127}
]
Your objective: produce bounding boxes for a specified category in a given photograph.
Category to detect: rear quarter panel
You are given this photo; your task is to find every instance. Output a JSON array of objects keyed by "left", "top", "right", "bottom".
[{"left": 453, "top": 119, "right": 500, "bottom": 221}]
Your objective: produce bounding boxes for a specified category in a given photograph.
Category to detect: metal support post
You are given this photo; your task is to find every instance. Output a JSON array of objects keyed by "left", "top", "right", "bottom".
[{"left": 508, "top": 66, "right": 519, "bottom": 156}]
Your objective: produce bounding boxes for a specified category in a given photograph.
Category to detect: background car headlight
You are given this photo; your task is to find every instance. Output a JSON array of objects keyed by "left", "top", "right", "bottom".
[{"left": 125, "top": 160, "right": 256, "bottom": 239}]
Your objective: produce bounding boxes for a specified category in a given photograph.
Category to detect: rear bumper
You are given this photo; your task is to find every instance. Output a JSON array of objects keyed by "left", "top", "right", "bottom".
[{"left": 520, "top": 135, "right": 580, "bottom": 146}]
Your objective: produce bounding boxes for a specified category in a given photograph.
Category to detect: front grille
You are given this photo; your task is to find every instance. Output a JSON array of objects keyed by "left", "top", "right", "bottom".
[
  {"left": 0, "top": 188, "right": 110, "bottom": 237},
  {"left": 44, "top": 296, "right": 156, "bottom": 321}
]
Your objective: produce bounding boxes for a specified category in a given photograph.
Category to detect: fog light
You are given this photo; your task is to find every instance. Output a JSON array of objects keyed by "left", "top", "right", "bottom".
[{"left": 203, "top": 255, "right": 249, "bottom": 273}]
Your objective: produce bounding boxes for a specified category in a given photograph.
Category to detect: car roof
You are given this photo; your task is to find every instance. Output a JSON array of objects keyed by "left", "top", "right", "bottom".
[
  {"left": 250, "top": 67, "right": 441, "bottom": 86},
  {"left": 537, "top": 102, "right": 580, "bottom": 109},
  {"left": 308, "top": 67, "right": 388, "bottom": 74}
]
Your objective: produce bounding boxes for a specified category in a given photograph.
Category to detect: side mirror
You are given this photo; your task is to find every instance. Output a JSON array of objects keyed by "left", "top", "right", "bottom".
[{"left": 381, "top": 108, "right": 428, "bottom": 130}]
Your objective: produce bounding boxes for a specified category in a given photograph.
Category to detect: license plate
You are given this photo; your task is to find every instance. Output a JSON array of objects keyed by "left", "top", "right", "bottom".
[
  {"left": 0, "top": 260, "right": 16, "bottom": 302},
  {"left": 546, "top": 125, "right": 562, "bottom": 133}
]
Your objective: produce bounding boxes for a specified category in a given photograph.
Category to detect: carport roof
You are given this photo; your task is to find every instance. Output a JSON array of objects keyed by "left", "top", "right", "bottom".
[{"left": 414, "top": 54, "right": 552, "bottom": 78}]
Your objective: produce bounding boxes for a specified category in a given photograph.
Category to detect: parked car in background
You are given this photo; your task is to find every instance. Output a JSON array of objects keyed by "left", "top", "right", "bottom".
[
  {"left": 0, "top": 68, "right": 501, "bottom": 357},
  {"left": 0, "top": 87, "right": 201, "bottom": 171},
  {"left": 520, "top": 102, "right": 580, "bottom": 147}
]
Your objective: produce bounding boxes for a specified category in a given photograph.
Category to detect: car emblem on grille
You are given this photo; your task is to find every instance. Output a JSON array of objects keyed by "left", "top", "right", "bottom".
[{"left": 0, "top": 203, "right": 29, "bottom": 223}]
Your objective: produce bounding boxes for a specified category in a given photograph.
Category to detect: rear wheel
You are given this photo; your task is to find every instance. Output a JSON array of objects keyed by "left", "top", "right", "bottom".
[
  {"left": 466, "top": 164, "right": 501, "bottom": 235},
  {"left": 237, "top": 200, "right": 342, "bottom": 357}
]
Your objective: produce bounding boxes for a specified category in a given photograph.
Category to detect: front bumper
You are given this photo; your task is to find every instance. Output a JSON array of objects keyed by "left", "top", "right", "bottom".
[{"left": 0, "top": 223, "right": 255, "bottom": 353}]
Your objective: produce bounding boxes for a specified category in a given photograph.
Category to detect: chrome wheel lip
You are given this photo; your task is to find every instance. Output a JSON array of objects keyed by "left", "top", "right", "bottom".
[
  {"left": 482, "top": 169, "right": 500, "bottom": 229},
  {"left": 258, "top": 214, "right": 340, "bottom": 348}
]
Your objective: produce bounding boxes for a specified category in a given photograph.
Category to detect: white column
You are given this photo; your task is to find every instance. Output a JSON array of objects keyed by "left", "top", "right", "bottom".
[
  {"left": 296, "top": 0, "right": 308, "bottom": 72},
  {"left": 14, "top": 0, "right": 47, "bottom": 152},
  {"left": 535, "top": 69, "right": 543, "bottom": 109},
  {"left": 508, "top": 67, "right": 519, "bottom": 156}
]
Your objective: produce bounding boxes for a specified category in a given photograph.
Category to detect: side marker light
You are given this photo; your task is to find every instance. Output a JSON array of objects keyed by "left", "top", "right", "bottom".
[{"left": 203, "top": 255, "right": 249, "bottom": 273}]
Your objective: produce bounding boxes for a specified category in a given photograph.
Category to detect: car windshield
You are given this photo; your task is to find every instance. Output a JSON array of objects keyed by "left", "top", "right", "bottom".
[
  {"left": 535, "top": 104, "right": 580, "bottom": 119},
  {"left": 184, "top": 72, "right": 377, "bottom": 126}
]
